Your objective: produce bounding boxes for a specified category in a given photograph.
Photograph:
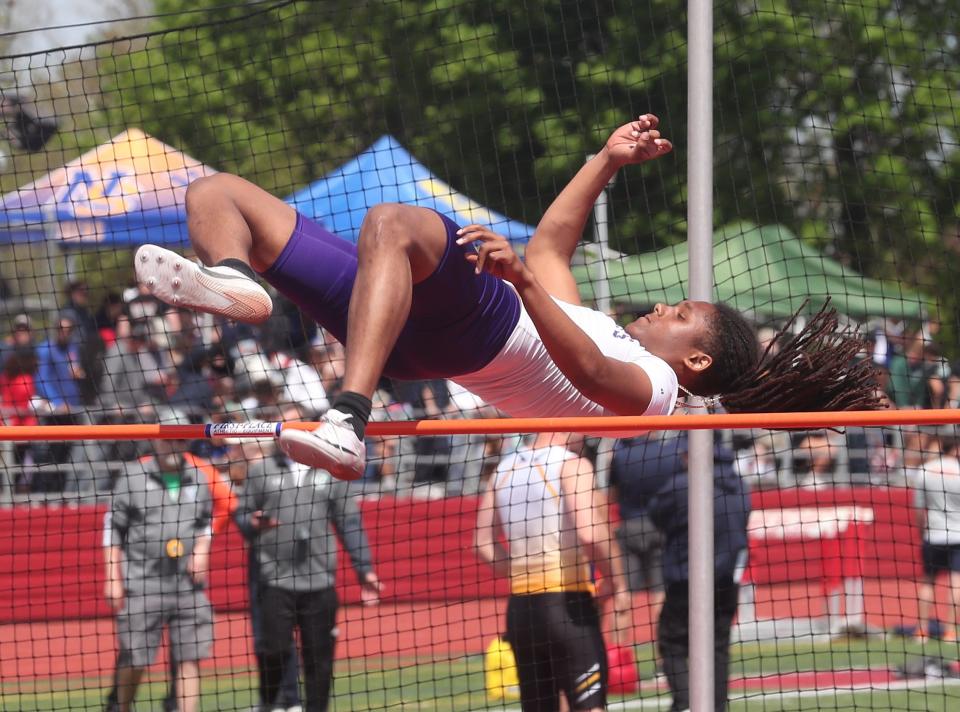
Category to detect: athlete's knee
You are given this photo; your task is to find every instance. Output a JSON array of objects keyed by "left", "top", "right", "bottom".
[
  {"left": 184, "top": 173, "right": 240, "bottom": 217},
  {"left": 358, "top": 203, "right": 424, "bottom": 250}
]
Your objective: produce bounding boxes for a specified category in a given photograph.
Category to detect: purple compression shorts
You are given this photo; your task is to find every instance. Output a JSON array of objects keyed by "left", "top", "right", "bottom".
[{"left": 261, "top": 211, "right": 520, "bottom": 380}]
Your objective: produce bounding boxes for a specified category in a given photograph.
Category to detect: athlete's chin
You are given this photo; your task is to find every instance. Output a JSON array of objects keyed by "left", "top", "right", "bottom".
[
  {"left": 637, "top": 335, "right": 668, "bottom": 358},
  {"left": 626, "top": 325, "right": 652, "bottom": 346}
]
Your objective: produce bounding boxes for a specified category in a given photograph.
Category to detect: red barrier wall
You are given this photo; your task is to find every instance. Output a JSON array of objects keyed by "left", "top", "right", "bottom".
[
  {"left": 0, "top": 487, "right": 923, "bottom": 624},
  {"left": 746, "top": 486, "right": 923, "bottom": 585},
  {"left": 0, "top": 497, "right": 510, "bottom": 623}
]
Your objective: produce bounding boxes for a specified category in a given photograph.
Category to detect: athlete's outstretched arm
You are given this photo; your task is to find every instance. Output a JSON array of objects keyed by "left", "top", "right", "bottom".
[
  {"left": 524, "top": 115, "right": 673, "bottom": 304},
  {"left": 458, "top": 227, "right": 656, "bottom": 414}
]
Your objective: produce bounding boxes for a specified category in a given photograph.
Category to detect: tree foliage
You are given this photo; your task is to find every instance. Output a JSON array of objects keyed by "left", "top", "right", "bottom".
[{"left": 97, "top": 0, "right": 959, "bottom": 333}]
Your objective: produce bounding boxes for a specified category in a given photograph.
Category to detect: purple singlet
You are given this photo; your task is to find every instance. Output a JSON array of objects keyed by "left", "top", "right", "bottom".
[{"left": 261, "top": 211, "right": 520, "bottom": 380}]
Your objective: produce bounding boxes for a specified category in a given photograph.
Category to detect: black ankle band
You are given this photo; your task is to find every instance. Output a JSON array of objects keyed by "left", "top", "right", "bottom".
[
  {"left": 332, "top": 391, "right": 373, "bottom": 440},
  {"left": 215, "top": 258, "right": 258, "bottom": 281}
]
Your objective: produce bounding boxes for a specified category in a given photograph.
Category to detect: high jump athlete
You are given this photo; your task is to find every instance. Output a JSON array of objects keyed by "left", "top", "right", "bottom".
[{"left": 135, "top": 114, "right": 878, "bottom": 480}]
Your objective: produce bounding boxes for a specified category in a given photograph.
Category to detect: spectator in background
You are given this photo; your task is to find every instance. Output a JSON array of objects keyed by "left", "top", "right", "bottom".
[
  {"left": 227, "top": 435, "right": 303, "bottom": 712},
  {"left": 267, "top": 346, "right": 330, "bottom": 417},
  {"left": 35, "top": 314, "right": 84, "bottom": 413},
  {"left": 732, "top": 432, "right": 779, "bottom": 490},
  {"left": 61, "top": 279, "right": 105, "bottom": 404},
  {"left": 0, "top": 346, "right": 39, "bottom": 426},
  {"left": 235, "top": 422, "right": 382, "bottom": 712},
  {"left": 609, "top": 435, "right": 666, "bottom": 645},
  {"left": 77, "top": 410, "right": 146, "bottom": 495},
  {"left": 0, "top": 313, "right": 37, "bottom": 366},
  {"left": 620, "top": 432, "right": 750, "bottom": 712},
  {"left": 945, "top": 361, "right": 960, "bottom": 410},
  {"left": 158, "top": 311, "right": 217, "bottom": 419},
  {"left": 792, "top": 431, "right": 841, "bottom": 488},
  {"left": 124, "top": 281, "right": 165, "bottom": 324},
  {"left": 168, "top": 345, "right": 217, "bottom": 419},
  {"left": 199, "top": 322, "right": 238, "bottom": 412},
  {"left": 923, "top": 341, "right": 952, "bottom": 409},
  {"left": 887, "top": 330, "right": 938, "bottom": 408},
  {"left": 239, "top": 369, "right": 284, "bottom": 413},
  {"left": 271, "top": 291, "right": 318, "bottom": 355},
  {"left": 363, "top": 389, "right": 415, "bottom": 489},
  {"left": 96, "top": 291, "right": 126, "bottom": 349},
  {"left": 0, "top": 94, "right": 58, "bottom": 151},
  {"left": 1, "top": 346, "right": 40, "bottom": 484},
  {"left": 104, "top": 432, "right": 214, "bottom": 712},
  {"left": 909, "top": 425, "right": 960, "bottom": 642},
  {"left": 394, "top": 379, "right": 454, "bottom": 488},
  {"left": 308, "top": 332, "right": 345, "bottom": 401},
  {"left": 98, "top": 317, "right": 163, "bottom": 416}
]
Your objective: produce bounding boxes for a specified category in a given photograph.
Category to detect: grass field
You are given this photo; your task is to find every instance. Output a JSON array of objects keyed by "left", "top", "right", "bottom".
[{"left": 4, "top": 637, "right": 960, "bottom": 711}]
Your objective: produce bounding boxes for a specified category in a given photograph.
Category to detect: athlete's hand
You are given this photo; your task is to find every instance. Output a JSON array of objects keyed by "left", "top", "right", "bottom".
[
  {"left": 604, "top": 114, "right": 672, "bottom": 168},
  {"left": 188, "top": 550, "right": 210, "bottom": 586},
  {"left": 612, "top": 588, "right": 633, "bottom": 619},
  {"left": 105, "top": 578, "right": 125, "bottom": 611},
  {"left": 360, "top": 571, "right": 384, "bottom": 606},
  {"left": 594, "top": 575, "right": 613, "bottom": 601},
  {"left": 251, "top": 510, "right": 278, "bottom": 531},
  {"left": 456, "top": 225, "right": 530, "bottom": 285},
  {"left": 610, "top": 595, "right": 635, "bottom": 647}
]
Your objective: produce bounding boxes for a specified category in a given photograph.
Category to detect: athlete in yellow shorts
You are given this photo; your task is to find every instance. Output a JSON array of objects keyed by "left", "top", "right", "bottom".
[{"left": 475, "top": 432, "right": 630, "bottom": 712}]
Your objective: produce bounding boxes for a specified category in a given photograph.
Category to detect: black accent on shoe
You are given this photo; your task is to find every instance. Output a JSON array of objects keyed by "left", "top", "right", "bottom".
[
  {"left": 214, "top": 258, "right": 258, "bottom": 281},
  {"left": 331, "top": 391, "right": 372, "bottom": 440}
]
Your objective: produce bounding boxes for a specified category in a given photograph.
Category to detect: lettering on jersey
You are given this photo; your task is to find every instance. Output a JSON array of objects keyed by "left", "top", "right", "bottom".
[{"left": 612, "top": 327, "right": 631, "bottom": 340}]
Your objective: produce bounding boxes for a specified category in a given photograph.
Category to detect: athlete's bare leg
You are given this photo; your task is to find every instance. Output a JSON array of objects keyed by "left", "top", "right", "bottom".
[
  {"left": 176, "top": 660, "right": 201, "bottom": 712},
  {"left": 185, "top": 178, "right": 448, "bottom": 397},
  {"left": 135, "top": 174, "right": 294, "bottom": 323},
  {"left": 135, "top": 171, "right": 451, "bottom": 477},
  {"left": 340, "top": 203, "right": 448, "bottom": 397},
  {"left": 183, "top": 173, "right": 295, "bottom": 272},
  {"left": 116, "top": 665, "right": 144, "bottom": 712},
  {"left": 277, "top": 203, "right": 449, "bottom": 478}
]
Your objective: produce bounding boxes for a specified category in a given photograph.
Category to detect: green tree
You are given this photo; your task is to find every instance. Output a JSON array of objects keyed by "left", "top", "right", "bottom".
[{"left": 96, "top": 0, "right": 959, "bottom": 336}]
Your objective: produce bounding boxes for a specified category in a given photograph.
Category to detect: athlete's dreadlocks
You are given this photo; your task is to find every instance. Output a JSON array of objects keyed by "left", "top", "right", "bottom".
[{"left": 715, "top": 300, "right": 883, "bottom": 413}]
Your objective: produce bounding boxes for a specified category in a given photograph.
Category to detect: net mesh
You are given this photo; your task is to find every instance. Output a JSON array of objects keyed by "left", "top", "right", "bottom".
[{"left": 0, "top": 0, "right": 959, "bottom": 709}]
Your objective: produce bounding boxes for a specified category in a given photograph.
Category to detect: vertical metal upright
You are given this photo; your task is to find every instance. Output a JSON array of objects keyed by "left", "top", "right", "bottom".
[{"left": 687, "top": 0, "right": 716, "bottom": 708}]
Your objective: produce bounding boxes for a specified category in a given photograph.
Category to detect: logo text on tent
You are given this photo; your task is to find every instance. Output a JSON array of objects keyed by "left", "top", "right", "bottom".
[{"left": 56, "top": 168, "right": 141, "bottom": 218}]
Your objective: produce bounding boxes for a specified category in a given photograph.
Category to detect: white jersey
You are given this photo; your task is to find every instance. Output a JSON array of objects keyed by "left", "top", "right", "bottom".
[
  {"left": 910, "top": 455, "right": 960, "bottom": 545},
  {"left": 492, "top": 445, "right": 592, "bottom": 595},
  {"left": 456, "top": 297, "right": 678, "bottom": 418}
]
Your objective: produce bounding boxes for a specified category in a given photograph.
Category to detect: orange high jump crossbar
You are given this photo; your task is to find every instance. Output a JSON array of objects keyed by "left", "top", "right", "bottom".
[{"left": 0, "top": 409, "right": 959, "bottom": 441}]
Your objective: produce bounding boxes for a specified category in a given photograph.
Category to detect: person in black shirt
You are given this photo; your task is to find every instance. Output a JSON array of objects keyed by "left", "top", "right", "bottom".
[{"left": 610, "top": 432, "right": 750, "bottom": 711}]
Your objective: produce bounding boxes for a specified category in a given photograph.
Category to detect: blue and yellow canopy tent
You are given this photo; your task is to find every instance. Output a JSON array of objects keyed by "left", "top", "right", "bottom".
[{"left": 284, "top": 135, "right": 535, "bottom": 243}]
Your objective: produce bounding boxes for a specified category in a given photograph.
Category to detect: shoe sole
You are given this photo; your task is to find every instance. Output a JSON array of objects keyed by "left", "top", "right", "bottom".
[
  {"left": 134, "top": 244, "right": 273, "bottom": 324},
  {"left": 279, "top": 429, "right": 364, "bottom": 481}
]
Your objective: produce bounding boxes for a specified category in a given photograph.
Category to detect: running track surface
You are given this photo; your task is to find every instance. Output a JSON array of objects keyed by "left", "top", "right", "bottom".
[
  {"left": 2, "top": 601, "right": 506, "bottom": 681},
  {"left": 5, "top": 577, "right": 957, "bottom": 681}
]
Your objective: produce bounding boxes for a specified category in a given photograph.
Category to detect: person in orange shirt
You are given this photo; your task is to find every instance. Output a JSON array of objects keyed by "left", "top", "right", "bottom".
[{"left": 185, "top": 448, "right": 238, "bottom": 537}]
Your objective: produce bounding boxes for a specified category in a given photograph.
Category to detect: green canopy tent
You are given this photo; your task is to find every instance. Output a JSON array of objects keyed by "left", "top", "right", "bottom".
[{"left": 576, "top": 222, "right": 925, "bottom": 321}]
